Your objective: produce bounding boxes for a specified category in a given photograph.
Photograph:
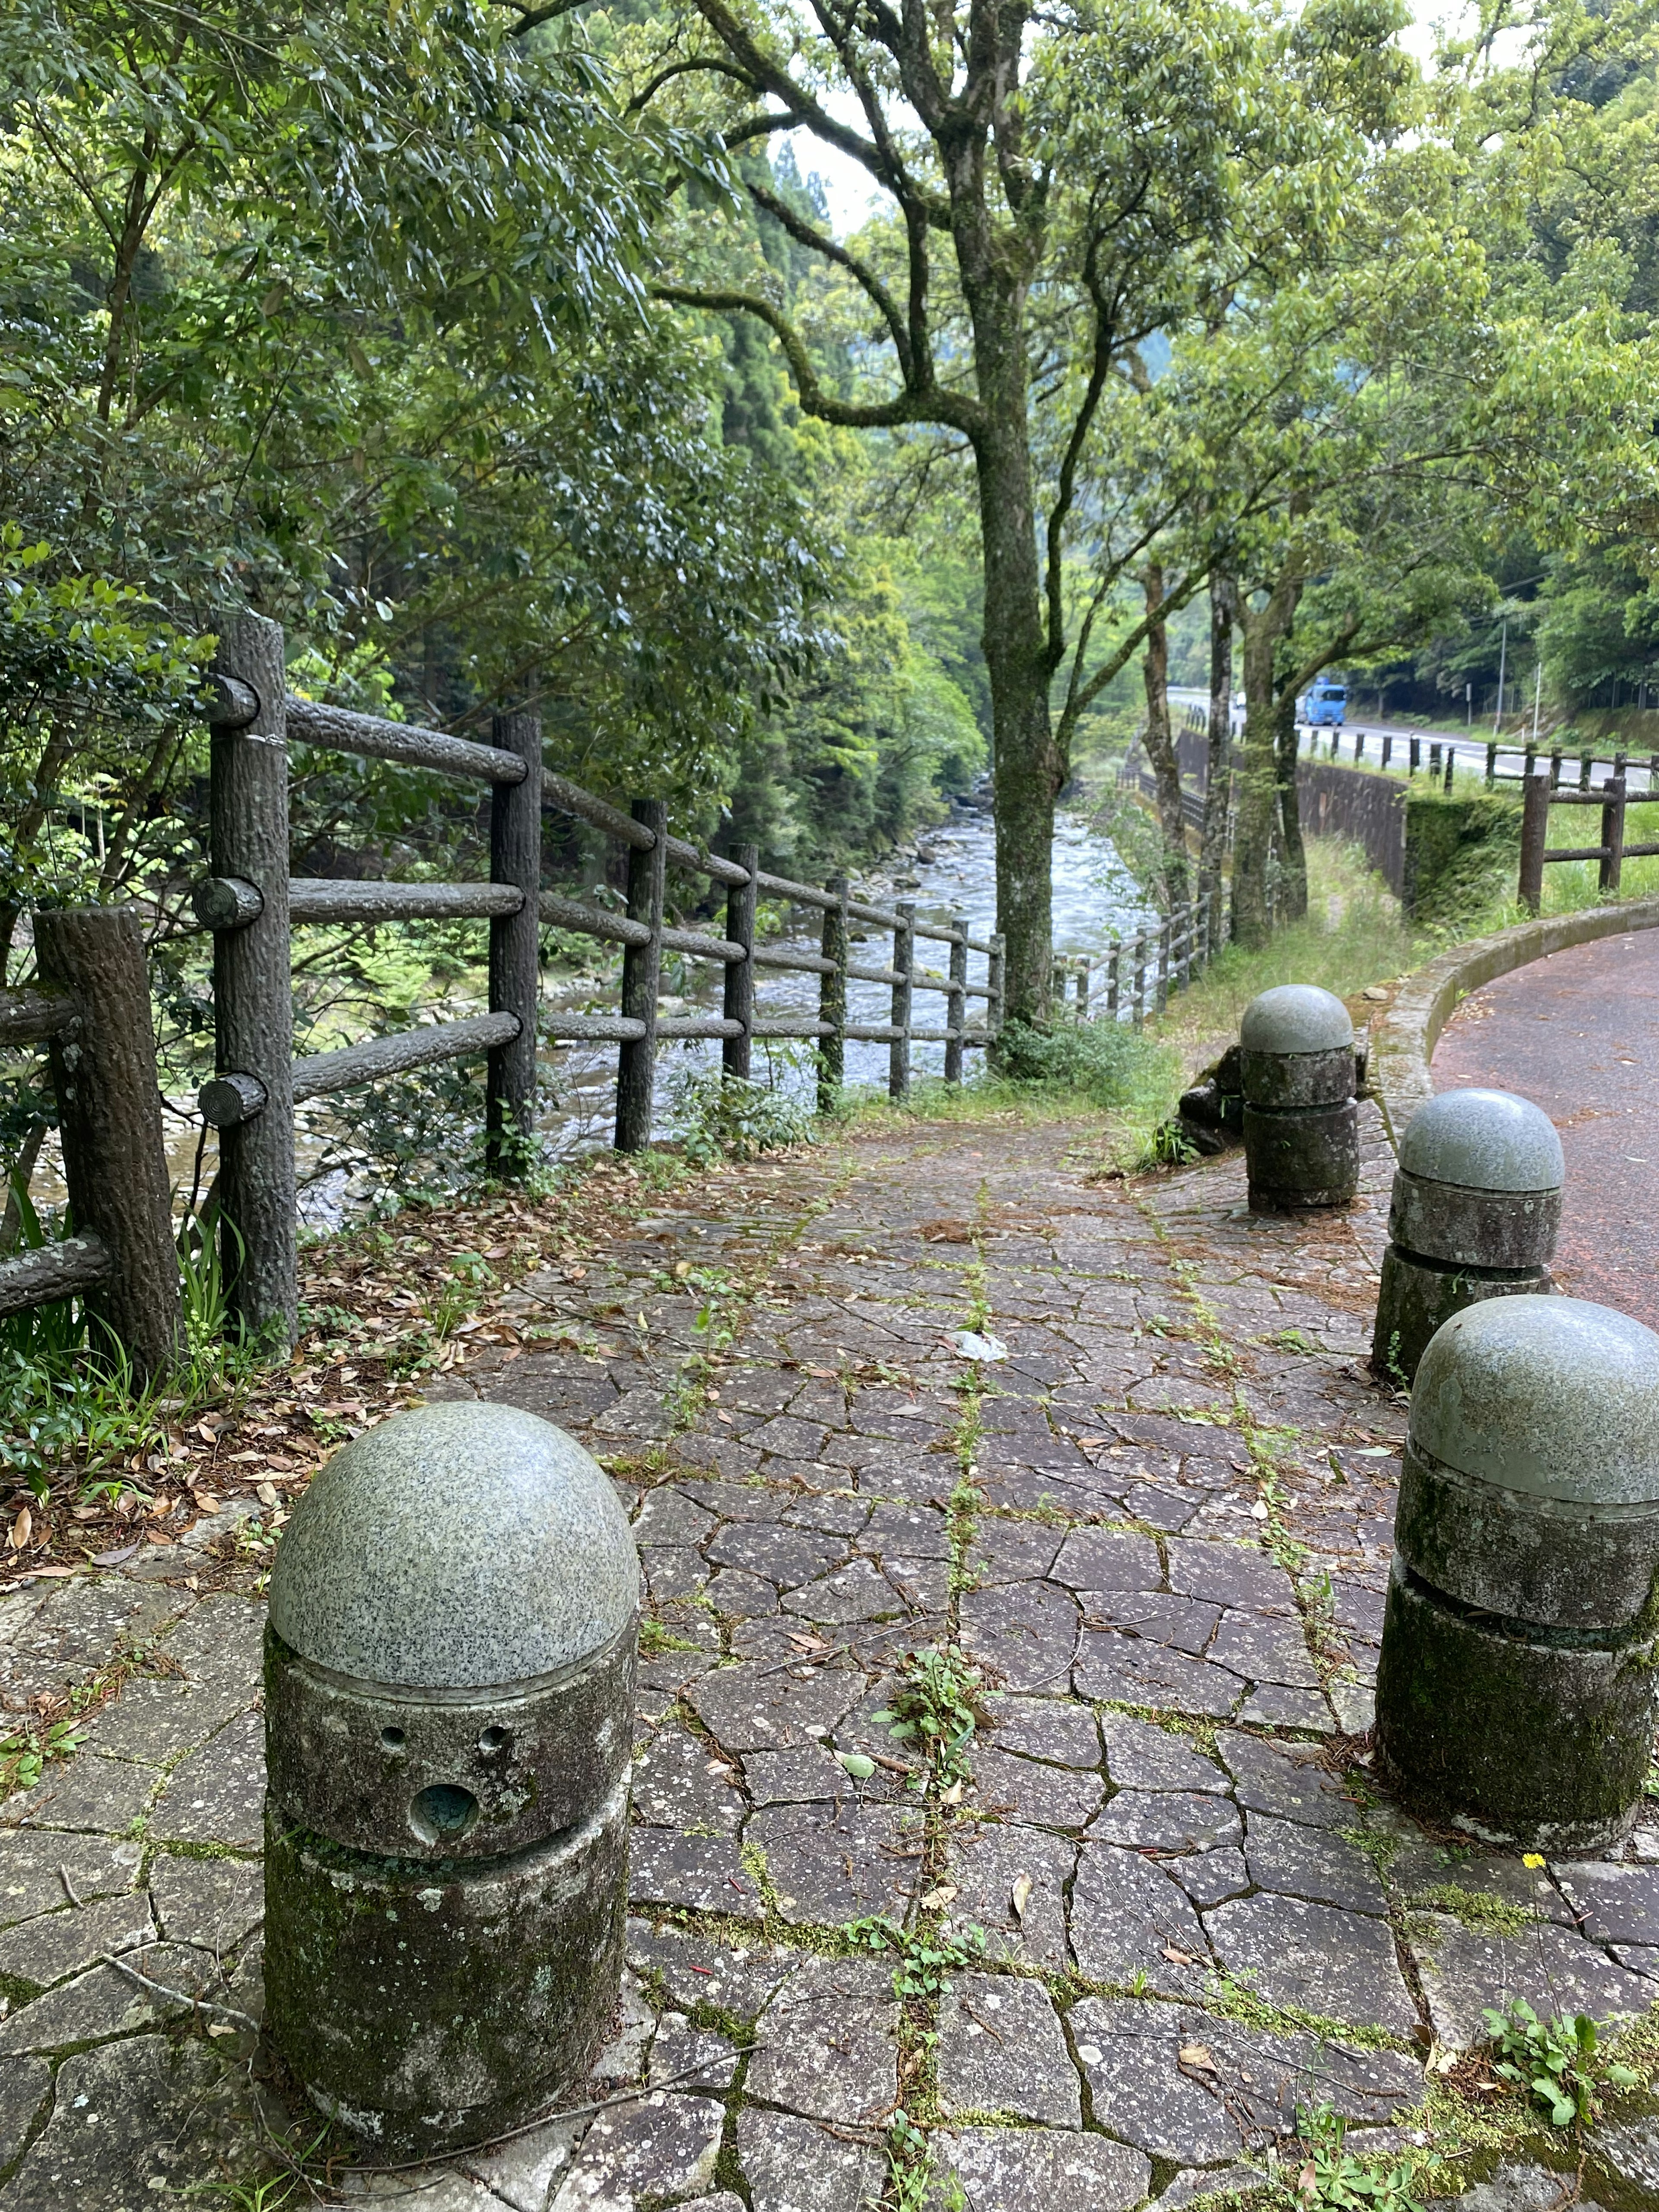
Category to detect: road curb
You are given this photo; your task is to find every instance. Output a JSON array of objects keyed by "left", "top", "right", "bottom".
[{"left": 1369, "top": 896, "right": 1659, "bottom": 1151}]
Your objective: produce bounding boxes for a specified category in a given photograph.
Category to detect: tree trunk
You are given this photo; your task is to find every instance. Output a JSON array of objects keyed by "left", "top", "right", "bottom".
[
  {"left": 1139, "top": 566, "right": 1188, "bottom": 907},
  {"left": 1230, "top": 609, "right": 1282, "bottom": 950},
  {"left": 1200, "top": 572, "right": 1235, "bottom": 945},
  {"left": 1274, "top": 687, "right": 1308, "bottom": 922},
  {"left": 973, "top": 348, "right": 1058, "bottom": 1028}
]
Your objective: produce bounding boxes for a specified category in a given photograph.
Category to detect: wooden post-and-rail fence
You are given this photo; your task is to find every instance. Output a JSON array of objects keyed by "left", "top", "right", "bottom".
[
  {"left": 198, "top": 612, "right": 1007, "bottom": 1348},
  {"left": 1516, "top": 769, "right": 1659, "bottom": 912}
]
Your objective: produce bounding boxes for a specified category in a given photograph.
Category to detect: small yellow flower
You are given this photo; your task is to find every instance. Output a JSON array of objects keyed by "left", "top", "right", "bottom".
[{"left": 1522, "top": 1852, "right": 1546, "bottom": 1869}]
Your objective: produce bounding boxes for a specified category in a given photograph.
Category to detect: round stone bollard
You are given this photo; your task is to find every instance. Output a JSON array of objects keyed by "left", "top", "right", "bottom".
[
  {"left": 1239, "top": 985, "right": 1359, "bottom": 1211},
  {"left": 263, "top": 1401, "right": 639, "bottom": 2152},
  {"left": 1370, "top": 1087, "right": 1563, "bottom": 1385},
  {"left": 1374, "top": 1297, "right": 1659, "bottom": 1853}
]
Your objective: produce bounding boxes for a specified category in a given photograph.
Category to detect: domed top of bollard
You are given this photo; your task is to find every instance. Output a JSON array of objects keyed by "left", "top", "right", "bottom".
[
  {"left": 1398, "top": 1088, "right": 1564, "bottom": 1194},
  {"left": 268, "top": 1402, "right": 639, "bottom": 1688},
  {"left": 1239, "top": 985, "right": 1353, "bottom": 1055},
  {"left": 1411, "top": 1296, "right": 1659, "bottom": 1504}
]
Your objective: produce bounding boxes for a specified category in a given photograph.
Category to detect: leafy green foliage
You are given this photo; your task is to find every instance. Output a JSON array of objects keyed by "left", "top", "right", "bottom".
[
  {"left": 996, "top": 1016, "right": 1176, "bottom": 1117},
  {"left": 666, "top": 1062, "right": 817, "bottom": 1167},
  {"left": 872, "top": 1645, "right": 983, "bottom": 1795},
  {"left": 1482, "top": 2000, "right": 1639, "bottom": 2128},
  {"left": 1290, "top": 2105, "right": 1427, "bottom": 2211},
  {"left": 843, "top": 1915, "right": 986, "bottom": 2000}
]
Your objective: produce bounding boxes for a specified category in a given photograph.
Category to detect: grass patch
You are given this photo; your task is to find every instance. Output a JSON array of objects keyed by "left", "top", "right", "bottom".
[{"left": 1156, "top": 839, "right": 1414, "bottom": 1060}]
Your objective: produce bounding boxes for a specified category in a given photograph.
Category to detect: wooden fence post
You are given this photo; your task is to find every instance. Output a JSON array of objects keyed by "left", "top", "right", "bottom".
[
  {"left": 34, "top": 906, "right": 180, "bottom": 1381},
  {"left": 1156, "top": 918, "right": 1171, "bottom": 1014},
  {"left": 1132, "top": 932, "right": 1147, "bottom": 1027},
  {"left": 614, "top": 798, "right": 666, "bottom": 1151},
  {"left": 944, "top": 926, "right": 967, "bottom": 1084},
  {"left": 1581, "top": 755, "right": 1593, "bottom": 791},
  {"left": 1443, "top": 750, "right": 1455, "bottom": 791},
  {"left": 1487, "top": 742, "right": 1498, "bottom": 786},
  {"left": 1601, "top": 775, "right": 1627, "bottom": 894},
  {"left": 987, "top": 934, "right": 1005, "bottom": 1038},
  {"left": 890, "top": 899, "right": 914, "bottom": 1101},
  {"left": 1549, "top": 750, "right": 1562, "bottom": 790},
  {"left": 1518, "top": 772, "right": 1551, "bottom": 914},
  {"left": 723, "top": 843, "right": 759, "bottom": 1082},
  {"left": 817, "top": 877, "right": 847, "bottom": 1114},
  {"left": 1409, "top": 737, "right": 1420, "bottom": 775},
  {"left": 1106, "top": 944, "right": 1121, "bottom": 1020},
  {"left": 1381, "top": 734, "right": 1393, "bottom": 773},
  {"left": 486, "top": 711, "right": 541, "bottom": 1177},
  {"left": 210, "top": 611, "right": 296, "bottom": 1346},
  {"left": 1076, "top": 955, "right": 1090, "bottom": 1021}
]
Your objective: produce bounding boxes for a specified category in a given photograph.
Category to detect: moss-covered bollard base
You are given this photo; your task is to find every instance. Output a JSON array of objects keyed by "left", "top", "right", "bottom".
[
  {"left": 1369, "top": 1247, "right": 1548, "bottom": 1386},
  {"left": 1243, "top": 1100, "right": 1360, "bottom": 1211},
  {"left": 1373, "top": 1567, "right": 1657, "bottom": 1854},
  {"left": 264, "top": 1772, "right": 628, "bottom": 2154}
]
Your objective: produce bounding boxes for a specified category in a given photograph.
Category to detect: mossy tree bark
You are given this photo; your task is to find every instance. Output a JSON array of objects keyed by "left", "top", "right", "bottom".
[
  {"left": 1200, "top": 571, "right": 1236, "bottom": 942},
  {"left": 1138, "top": 565, "right": 1189, "bottom": 907}
]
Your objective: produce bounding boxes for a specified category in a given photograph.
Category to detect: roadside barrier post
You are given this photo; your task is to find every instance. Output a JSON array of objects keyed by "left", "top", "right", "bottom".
[
  {"left": 1600, "top": 775, "right": 1627, "bottom": 893},
  {"left": 614, "top": 798, "right": 666, "bottom": 1151},
  {"left": 486, "top": 712, "right": 542, "bottom": 1176},
  {"left": 1375, "top": 1299, "right": 1659, "bottom": 1853},
  {"left": 1370, "top": 1087, "right": 1561, "bottom": 1385},
  {"left": 264, "top": 1402, "right": 638, "bottom": 2151},
  {"left": 1239, "top": 984, "right": 1359, "bottom": 1211},
  {"left": 1517, "top": 772, "right": 1550, "bottom": 913},
  {"left": 722, "top": 842, "right": 759, "bottom": 1081}
]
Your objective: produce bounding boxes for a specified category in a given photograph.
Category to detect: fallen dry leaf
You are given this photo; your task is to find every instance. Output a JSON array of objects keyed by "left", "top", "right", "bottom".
[
  {"left": 1179, "top": 2043, "right": 1215, "bottom": 2070},
  {"left": 1161, "top": 1945, "right": 1198, "bottom": 1966},
  {"left": 9, "top": 1507, "right": 32, "bottom": 1551},
  {"left": 938, "top": 1779, "right": 965, "bottom": 1806},
  {"left": 1011, "top": 1872, "right": 1034, "bottom": 1921},
  {"left": 919, "top": 1886, "right": 958, "bottom": 1911}
]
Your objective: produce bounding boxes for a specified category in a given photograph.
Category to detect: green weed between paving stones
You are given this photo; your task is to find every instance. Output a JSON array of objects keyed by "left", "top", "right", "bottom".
[{"left": 1484, "top": 2002, "right": 1641, "bottom": 2129}]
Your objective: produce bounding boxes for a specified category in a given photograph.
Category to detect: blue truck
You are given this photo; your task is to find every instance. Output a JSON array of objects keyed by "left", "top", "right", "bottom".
[{"left": 1300, "top": 678, "right": 1347, "bottom": 728}]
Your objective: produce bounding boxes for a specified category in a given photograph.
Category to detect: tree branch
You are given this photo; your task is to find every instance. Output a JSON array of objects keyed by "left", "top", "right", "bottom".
[{"left": 747, "top": 181, "right": 912, "bottom": 378}]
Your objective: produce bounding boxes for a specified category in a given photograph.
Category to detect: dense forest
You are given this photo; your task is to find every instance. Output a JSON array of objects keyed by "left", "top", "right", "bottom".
[{"left": 0, "top": 0, "right": 1656, "bottom": 1081}]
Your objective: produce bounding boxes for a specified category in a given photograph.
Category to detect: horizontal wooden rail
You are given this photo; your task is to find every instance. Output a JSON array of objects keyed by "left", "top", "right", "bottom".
[
  {"left": 290, "top": 879, "right": 523, "bottom": 925},
  {"left": 199, "top": 1012, "right": 522, "bottom": 1127},
  {"left": 0, "top": 989, "right": 77, "bottom": 1046},
  {"left": 0, "top": 1232, "right": 110, "bottom": 1317},
  {"left": 539, "top": 892, "right": 650, "bottom": 947},
  {"left": 287, "top": 696, "right": 526, "bottom": 785}
]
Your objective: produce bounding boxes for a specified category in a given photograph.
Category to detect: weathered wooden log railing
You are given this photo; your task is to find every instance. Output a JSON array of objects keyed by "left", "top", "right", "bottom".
[
  {"left": 1515, "top": 770, "right": 1659, "bottom": 912},
  {"left": 200, "top": 612, "right": 1005, "bottom": 1346},
  {"left": 1049, "top": 896, "right": 1221, "bottom": 1033}
]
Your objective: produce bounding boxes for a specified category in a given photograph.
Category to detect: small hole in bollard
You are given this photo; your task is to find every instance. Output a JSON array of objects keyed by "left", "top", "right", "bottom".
[
  {"left": 409, "top": 1783, "right": 480, "bottom": 1844},
  {"left": 381, "top": 1725, "right": 407, "bottom": 1751},
  {"left": 477, "top": 1726, "right": 509, "bottom": 1754}
]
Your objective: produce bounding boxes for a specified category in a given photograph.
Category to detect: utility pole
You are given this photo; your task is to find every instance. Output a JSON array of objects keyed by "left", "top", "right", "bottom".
[
  {"left": 1492, "top": 616, "right": 1508, "bottom": 737},
  {"left": 1465, "top": 682, "right": 1472, "bottom": 728}
]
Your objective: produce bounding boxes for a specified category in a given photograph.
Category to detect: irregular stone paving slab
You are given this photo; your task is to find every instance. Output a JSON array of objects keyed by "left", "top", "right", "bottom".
[
  {"left": 737, "top": 2108, "right": 886, "bottom": 2212},
  {"left": 0, "top": 1890, "right": 154, "bottom": 1988},
  {"left": 1159, "top": 2162, "right": 1271, "bottom": 2207},
  {"left": 1167, "top": 1540, "right": 1301, "bottom": 1614},
  {"left": 1387, "top": 1842, "right": 1572, "bottom": 1926},
  {"left": 1171, "top": 1847, "right": 1252, "bottom": 1910},
  {"left": 1049, "top": 1527, "right": 1162, "bottom": 1592},
  {"left": 927, "top": 2126, "right": 1150, "bottom": 2212},
  {"left": 745, "top": 1798, "right": 923, "bottom": 1924},
  {"left": 688, "top": 1663, "right": 863, "bottom": 1753},
  {"left": 148, "top": 1709, "right": 265, "bottom": 1848},
  {"left": 1204, "top": 1892, "right": 1418, "bottom": 2032},
  {"left": 1090, "top": 1789, "right": 1242, "bottom": 1853},
  {"left": 1445, "top": 2165, "right": 1607, "bottom": 2212},
  {"left": 0, "top": 1832, "right": 142, "bottom": 1926},
  {"left": 0, "top": 2053, "right": 48, "bottom": 2170},
  {"left": 1215, "top": 1733, "right": 1358, "bottom": 1829},
  {"left": 648, "top": 2012, "right": 740, "bottom": 2089},
  {"left": 934, "top": 1972, "right": 1080, "bottom": 2124},
  {"left": 1553, "top": 1859, "right": 1659, "bottom": 1945},
  {"left": 744, "top": 1954, "right": 899, "bottom": 2126},
  {"left": 625, "top": 1917, "right": 799, "bottom": 2019},
  {"left": 959, "top": 1580, "right": 1079, "bottom": 1693},
  {"left": 1074, "top": 1632, "right": 1242, "bottom": 1718},
  {"left": 148, "top": 1853, "right": 264, "bottom": 1952},
  {"left": 548, "top": 2091, "right": 725, "bottom": 2212},
  {"left": 1069, "top": 1842, "right": 1212, "bottom": 1991},
  {"left": 0, "top": 2031, "right": 274, "bottom": 2209},
  {"left": 1410, "top": 1912, "right": 1655, "bottom": 2047},
  {"left": 0, "top": 1941, "right": 215, "bottom": 2056},
  {"left": 0, "top": 1579, "right": 177, "bottom": 1705},
  {"left": 1592, "top": 2115, "right": 1659, "bottom": 2202},
  {"left": 628, "top": 1831, "right": 764, "bottom": 1922},
  {"left": 1101, "top": 1714, "right": 1230, "bottom": 1794},
  {"left": 983, "top": 1692, "right": 1100, "bottom": 1766},
  {"left": 79, "top": 1674, "right": 253, "bottom": 1766},
  {"left": 970, "top": 1744, "right": 1103, "bottom": 1829},
  {"left": 743, "top": 1746, "right": 849, "bottom": 1805},
  {"left": 1069, "top": 1996, "right": 1422, "bottom": 2167},
  {"left": 1088, "top": 1590, "right": 1220, "bottom": 1653},
  {"left": 633, "top": 1724, "right": 745, "bottom": 1832},
  {"left": 945, "top": 1819, "right": 1075, "bottom": 1967},
  {"left": 1243, "top": 1813, "right": 1387, "bottom": 1913},
  {"left": 2, "top": 1748, "right": 161, "bottom": 1834}
]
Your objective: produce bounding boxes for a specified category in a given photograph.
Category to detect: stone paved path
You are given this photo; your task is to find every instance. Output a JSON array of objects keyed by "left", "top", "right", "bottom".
[
  {"left": 1431, "top": 928, "right": 1659, "bottom": 1325},
  {"left": 3, "top": 1105, "right": 1659, "bottom": 2209}
]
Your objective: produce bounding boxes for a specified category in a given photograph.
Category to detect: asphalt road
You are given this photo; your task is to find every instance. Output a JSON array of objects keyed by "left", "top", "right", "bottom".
[{"left": 1430, "top": 928, "right": 1659, "bottom": 1326}]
